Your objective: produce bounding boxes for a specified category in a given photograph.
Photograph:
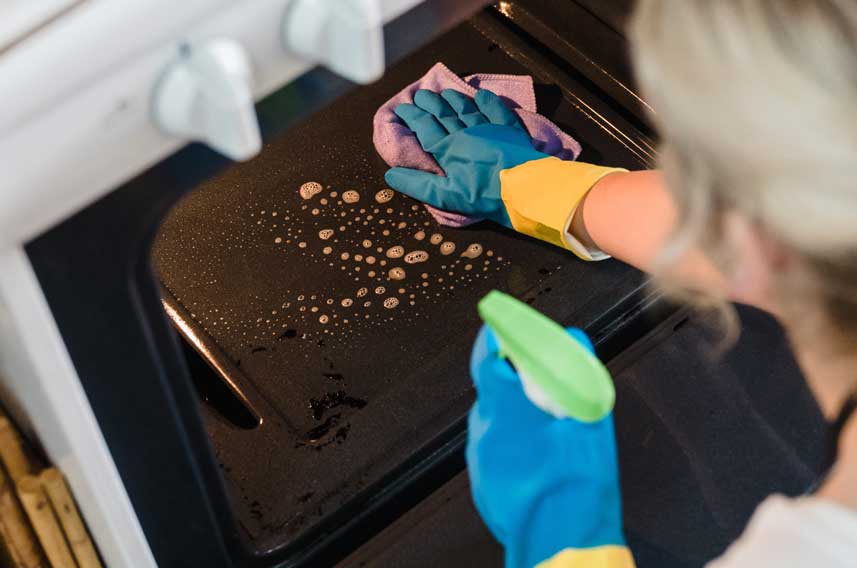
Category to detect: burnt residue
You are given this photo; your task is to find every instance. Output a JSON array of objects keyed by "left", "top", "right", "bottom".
[
  {"left": 297, "top": 492, "right": 315, "bottom": 504},
  {"left": 277, "top": 329, "right": 298, "bottom": 340},
  {"left": 304, "top": 413, "right": 341, "bottom": 441},
  {"left": 294, "top": 392, "right": 364, "bottom": 450},
  {"left": 323, "top": 373, "right": 345, "bottom": 382},
  {"left": 296, "top": 414, "right": 352, "bottom": 451},
  {"left": 538, "top": 267, "right": 552, "bottom": 275},
  {"left": 308, "top": 391, "right": 367, "bottom": 421},
  {"left": 251, "top": 346, "right": 267, "bottom": 354},
  {"left": 335, "top": 423, "right": 351, "bottom": 441}
]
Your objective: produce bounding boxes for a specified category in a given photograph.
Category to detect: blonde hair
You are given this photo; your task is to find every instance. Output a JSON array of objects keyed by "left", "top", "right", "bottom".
[{"left": 630, "top": 0, "right": 857, "bottom": 344}]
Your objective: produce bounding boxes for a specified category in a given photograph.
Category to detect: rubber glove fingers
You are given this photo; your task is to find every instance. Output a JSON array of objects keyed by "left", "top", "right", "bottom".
[
  {"left": 440, "top": 89, "right": 490, "bottom": 127},
  {"left": 384, "top": 166, "right": 451, "bottom": 207},
  {"left": 474, "top": 89, "right": 526, "bottom": 130},
  {"left": 393, "top": 102, "right": 449, "bottom": 150},
  {"left": 413, "top": 89, "right": 466, "bottom": 134}
]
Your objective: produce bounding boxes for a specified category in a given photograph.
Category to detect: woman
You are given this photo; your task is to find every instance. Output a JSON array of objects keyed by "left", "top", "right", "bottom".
[{"left": 384, "top": 0, "right": 857, "bottom": 566}]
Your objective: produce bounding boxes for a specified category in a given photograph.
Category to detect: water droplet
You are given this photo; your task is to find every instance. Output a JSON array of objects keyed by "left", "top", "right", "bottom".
[
  {"left": 300, "top": 182, "right": 323, "bottom": 200},
  {"left": 375, "top": 189, "right": 394, "bottom": 203},
  {"left": 460, "top": 243, "right": 484, "bottom": 259},
  {"left": 405, "top": 250, "right": 429, "bottom": 264}
]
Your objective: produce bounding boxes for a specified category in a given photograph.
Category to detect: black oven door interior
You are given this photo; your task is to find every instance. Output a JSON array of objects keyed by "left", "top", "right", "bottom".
[{"left": 150, "top": 4, "right": 655, "bottom": 563}]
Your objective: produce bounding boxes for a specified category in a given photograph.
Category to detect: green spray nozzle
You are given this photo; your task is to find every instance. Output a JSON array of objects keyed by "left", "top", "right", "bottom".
[{"left": 477, "top": 290, "right": 614, "bottom": 422}]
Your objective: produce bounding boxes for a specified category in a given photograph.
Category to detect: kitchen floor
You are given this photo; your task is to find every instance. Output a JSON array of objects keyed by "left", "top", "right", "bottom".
[{"left": 339, "top": 305, "right": 827, "bottom": 567}]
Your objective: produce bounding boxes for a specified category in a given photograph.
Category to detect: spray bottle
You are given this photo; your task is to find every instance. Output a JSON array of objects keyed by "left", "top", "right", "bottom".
[{"left": 477, "top": 290, "right": 614, "bottom": 421}]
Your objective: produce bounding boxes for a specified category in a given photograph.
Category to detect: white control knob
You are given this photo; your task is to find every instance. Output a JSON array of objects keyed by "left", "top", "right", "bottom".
[
  {"left": 282, "top": 0, "right": 385, "bottom": 84},
  {"left": 153, "top": 39, "right": 262, "bottom": 161}
]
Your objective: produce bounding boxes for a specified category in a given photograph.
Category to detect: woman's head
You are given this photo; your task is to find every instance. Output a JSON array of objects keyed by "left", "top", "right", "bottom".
[{"left": 630, "top": 0, "right": 857, "bottom": 357}]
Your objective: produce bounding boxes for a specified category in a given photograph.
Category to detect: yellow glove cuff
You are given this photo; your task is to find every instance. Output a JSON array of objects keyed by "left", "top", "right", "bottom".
[
  {"left": 536, "top": 545, "right": 636, "bottom": 568},
  {"left": 499, "top": 157, "right": 627, "bottom": 261}
]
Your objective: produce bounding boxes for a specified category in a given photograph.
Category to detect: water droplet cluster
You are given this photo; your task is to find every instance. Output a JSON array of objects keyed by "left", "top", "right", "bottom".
[{"left": 156, "top": 180, "right": 514, "bottom": 353}]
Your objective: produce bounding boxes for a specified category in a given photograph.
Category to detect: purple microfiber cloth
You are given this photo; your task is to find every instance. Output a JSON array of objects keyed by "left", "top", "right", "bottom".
[{"left": 373, "top": 62, "right": 582, "bottom": 227}]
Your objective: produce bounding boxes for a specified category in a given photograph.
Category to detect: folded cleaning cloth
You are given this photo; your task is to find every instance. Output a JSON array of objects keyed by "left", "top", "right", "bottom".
[{"left": 373, "top": 62, "right": 582, "bottom": 227}]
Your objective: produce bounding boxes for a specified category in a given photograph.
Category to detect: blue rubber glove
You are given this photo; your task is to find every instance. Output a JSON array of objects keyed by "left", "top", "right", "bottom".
[
  {"left": 467, "top": 325, "right": 634, "bottom": 568},
  {"left": 386, "top": 88, "right": 547, "bottom": 226},
  {"left": 385, "top": 89, "right": 626, "bottom": 257}
]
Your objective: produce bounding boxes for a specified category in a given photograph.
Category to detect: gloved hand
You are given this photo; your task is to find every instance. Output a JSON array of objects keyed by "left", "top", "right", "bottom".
[
  {"left": 384, "top": 89, "right": 625, "bottom": 259},
  {"left": 467, "top": 325, "right": 635, "bottom": 568}
]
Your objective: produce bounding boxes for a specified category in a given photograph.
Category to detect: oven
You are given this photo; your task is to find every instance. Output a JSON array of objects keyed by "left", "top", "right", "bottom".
[{"left": 1, "top": 1, "right": 692, "bottom": 566}]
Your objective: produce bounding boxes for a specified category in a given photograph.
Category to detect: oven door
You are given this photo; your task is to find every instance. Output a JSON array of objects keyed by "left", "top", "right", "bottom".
[{"left": 18, "top": 1, "right": 672, "bottom": 567}]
